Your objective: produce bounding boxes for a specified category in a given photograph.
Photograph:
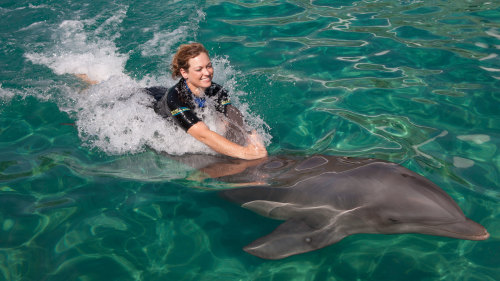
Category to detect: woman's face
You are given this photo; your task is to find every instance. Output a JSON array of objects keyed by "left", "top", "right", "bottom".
[{"left": 181, "top": 52, "right": 214, "bottom": 91}]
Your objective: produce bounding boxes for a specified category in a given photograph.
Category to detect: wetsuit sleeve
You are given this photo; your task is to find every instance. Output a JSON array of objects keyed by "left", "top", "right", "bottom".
[{"left": 166, "top": 87, "right": 200, "bottom": 131}]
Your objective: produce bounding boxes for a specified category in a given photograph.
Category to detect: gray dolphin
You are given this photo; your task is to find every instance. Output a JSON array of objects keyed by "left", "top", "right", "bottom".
[{"left": 219, "top": 155, "right": 489, "bottom": 260}]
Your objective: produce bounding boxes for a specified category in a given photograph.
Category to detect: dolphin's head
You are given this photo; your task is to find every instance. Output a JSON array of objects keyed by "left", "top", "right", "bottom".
[
  {"left": 363, "top": 206, "right": 490, "bottom": 241},
  {"left": 354, "top": 164, "right": 490, "bottom": 240}
]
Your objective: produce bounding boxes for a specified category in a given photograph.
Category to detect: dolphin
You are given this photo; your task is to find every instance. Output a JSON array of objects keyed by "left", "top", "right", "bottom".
[{"left": 218, "top": 155, "right": 489, "bottom": 260}]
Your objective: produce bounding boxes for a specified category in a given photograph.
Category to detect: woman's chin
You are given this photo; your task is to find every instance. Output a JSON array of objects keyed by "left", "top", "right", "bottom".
[{"left": 200, "top": 80, "right": 212, "bottom": 88}]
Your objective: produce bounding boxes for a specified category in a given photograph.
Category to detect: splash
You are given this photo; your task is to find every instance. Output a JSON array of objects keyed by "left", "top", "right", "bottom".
[
  {"left": 140, "top": 10, "right": 206, "bottom": 57},
  {"left": 24, "top": 13, "right": 129, "bottom": 83},
  {"left": 74, "top": 75, "right": 237, "bottom": 155},
  {"left": 21, "top": 11, "right": 271, "bottom": 156},
  {"left": 0, "top": 84, "right": 15, "bottom": 101}
]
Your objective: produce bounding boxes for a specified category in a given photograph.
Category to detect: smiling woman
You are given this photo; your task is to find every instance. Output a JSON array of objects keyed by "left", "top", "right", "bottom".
[{"left": 151, "top": 43, "right": 268, "bottom": 160}]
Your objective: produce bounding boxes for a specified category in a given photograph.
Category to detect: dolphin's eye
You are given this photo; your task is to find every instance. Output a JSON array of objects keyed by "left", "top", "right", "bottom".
[
  {"left": 401, "top": 173, "right": 416, "bottom": 180},
  {"left": 388, "top": 218, "right": 400, "bottom": 223}
]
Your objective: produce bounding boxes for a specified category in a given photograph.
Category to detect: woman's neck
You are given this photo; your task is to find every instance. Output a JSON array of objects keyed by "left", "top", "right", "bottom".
[{"left": 185, "top": 80, "right": 205, "bottom": 97}]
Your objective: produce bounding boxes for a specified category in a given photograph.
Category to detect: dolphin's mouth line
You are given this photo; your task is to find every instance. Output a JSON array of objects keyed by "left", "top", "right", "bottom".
[{"left": 420, "top": 222, "right": 489, "bottom": 240}]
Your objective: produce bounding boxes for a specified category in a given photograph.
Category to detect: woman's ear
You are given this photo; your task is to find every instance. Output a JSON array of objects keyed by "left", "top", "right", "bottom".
[{"left": 180, "top": 68, "right": 188, "bottom": 79}]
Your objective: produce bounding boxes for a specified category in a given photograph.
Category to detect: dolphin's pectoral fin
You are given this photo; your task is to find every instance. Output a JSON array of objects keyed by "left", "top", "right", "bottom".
[
  {"left": 242, "top": 200, "right": 292, "bottom": 219},
  {"left": 241, "top": 200, "right": 333, "bottom": 223},
  {"left": 244, "top": 219, "right": 345, "bottom": 260}
]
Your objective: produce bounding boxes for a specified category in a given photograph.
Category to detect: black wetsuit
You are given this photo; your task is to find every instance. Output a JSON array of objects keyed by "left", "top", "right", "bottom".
[
  {"left": 146, "top": 78, "right": 231, "bottom": 131},
  {"left": 145, "top": 78, "right": 236, "bottom": 131}
]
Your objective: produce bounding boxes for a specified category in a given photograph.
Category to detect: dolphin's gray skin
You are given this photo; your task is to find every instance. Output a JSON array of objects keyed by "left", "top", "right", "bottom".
[{"left": 218, "top": 155, "right": 489, "bottom": 260}]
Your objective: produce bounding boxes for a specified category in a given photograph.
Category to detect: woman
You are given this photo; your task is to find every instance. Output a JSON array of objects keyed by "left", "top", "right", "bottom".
[{"left": 149, "top": 43, "right": 268, "bottom": 160}]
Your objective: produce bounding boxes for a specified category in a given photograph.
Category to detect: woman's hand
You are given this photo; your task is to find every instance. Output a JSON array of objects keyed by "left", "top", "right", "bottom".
[
  {"left": 242, "top": 131, "right": 267, "bottom": 160},
  {"left": 187, "top": 122, "right": 267, "bottom": 160}
]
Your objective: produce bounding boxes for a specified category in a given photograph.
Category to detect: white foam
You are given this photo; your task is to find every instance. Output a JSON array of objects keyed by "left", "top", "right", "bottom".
[
  {"left": 25, "top": 13, "right": 128, "bottom": 83},
  {"left": 211, "top": 56, "right": 272, "bottom": 145},
  {"left": 73, "top": 75, "right": 222, "bottom": 155},
  {"left": 18, "top": 21, "right": 47, "bottom": 32},
  {"left": 141, "top": 26, "right": 189, "bottom": 57},
  {"left": 28, "top": 3, "right": 52, "bottom": 9},
  {"left": 0, "top": 84, "right": 15, "bottom": 101},
  {"left": 72, "top": 58, "right": 269, "bottom": 156},
  {"left": 139, "top": 9, "right": 205, "bottom": 58}
]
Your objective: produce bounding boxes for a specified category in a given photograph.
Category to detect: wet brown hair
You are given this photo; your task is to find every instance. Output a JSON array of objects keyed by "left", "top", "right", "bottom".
[{"left": 171, "top": 43, "right": 209, "bottom": 79}]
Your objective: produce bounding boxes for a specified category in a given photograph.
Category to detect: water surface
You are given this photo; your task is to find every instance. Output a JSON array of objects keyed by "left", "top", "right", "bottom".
[{"left": 1, "top": 0, "right": 499, "bottom": 280}]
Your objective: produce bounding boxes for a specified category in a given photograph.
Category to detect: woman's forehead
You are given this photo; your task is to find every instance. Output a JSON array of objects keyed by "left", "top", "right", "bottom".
[{"left": 188, "top": 52, "right": 211, "bottom": 67}]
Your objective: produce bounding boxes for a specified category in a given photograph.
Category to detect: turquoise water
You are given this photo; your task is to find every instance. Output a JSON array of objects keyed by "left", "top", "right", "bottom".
[{"left": 1, "top": 0, "right": 499, "bottom": 280}]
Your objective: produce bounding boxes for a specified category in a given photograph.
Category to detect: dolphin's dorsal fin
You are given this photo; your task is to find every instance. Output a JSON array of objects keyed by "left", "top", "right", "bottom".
[{"left": 244, "top": 219, "right": 346, "bottom": 260}]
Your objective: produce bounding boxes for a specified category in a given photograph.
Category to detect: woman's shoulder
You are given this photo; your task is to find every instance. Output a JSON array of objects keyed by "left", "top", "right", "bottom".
[
  {"left": 166, "top": 79, "right": 183, "bottom": 98},
  {"left": 144, "top": 86, "right": 168, "bottom": 102},
  {"left": 166, "top": 79, "right": 192, "bottom": 108}
]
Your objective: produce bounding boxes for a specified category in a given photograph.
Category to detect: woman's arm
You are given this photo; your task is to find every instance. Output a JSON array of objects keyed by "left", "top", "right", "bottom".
[
  {"left": 187, "top": 121, "right": 267, "bottom": 160},
  {"left": 193, "top": 157, "right": 268, "bottom": 180}
]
